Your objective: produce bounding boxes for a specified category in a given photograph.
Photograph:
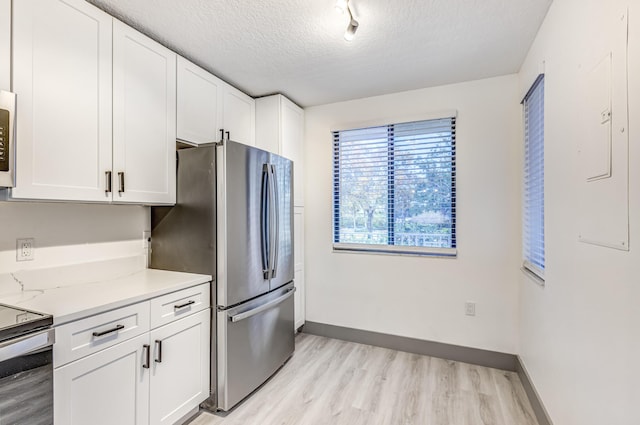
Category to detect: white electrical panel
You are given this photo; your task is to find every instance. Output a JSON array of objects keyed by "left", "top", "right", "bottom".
[
  {"left": 579, "top": 53, "right": 612, "bottom": 182},
  {"left": 577, "top": 11, "right": 629, "bottom": 250}
]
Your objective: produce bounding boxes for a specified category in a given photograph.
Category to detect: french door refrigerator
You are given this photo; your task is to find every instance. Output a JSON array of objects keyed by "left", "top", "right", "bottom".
[{"left": 150, "top": 141, "right": 295, "bottom": 412}]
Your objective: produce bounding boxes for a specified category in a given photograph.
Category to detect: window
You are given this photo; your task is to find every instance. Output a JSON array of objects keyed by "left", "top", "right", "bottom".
[
  {"left": 332, "top": 116, "right": 456, "bottom": 256},
  {"left": 522, "top": 75, "right": 545, "bottom": 279}
]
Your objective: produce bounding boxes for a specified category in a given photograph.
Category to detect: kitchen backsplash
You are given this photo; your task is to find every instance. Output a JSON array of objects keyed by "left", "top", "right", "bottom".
[{"left": 0, "top": 202, "right": 149, "bottom": 273}]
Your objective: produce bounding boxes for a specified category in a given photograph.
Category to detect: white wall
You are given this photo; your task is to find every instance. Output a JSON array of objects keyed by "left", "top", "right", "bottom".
[
  {"left": 518, "top": 1, "right": 640, "bottom": 424},
  {"left": 0, "top": 202, "right": 149, "bottom": 273},
  {"left": 304, "top": 75, "right": 521, "bottom": 353}
]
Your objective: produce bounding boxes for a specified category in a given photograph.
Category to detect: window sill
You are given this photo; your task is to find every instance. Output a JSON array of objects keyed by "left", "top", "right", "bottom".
[
  {"left": 333, "top": 243, "right": 457, "bottom": 258},
  {"left": 521, "top": 266, "right": 545, "bottom": 287}
]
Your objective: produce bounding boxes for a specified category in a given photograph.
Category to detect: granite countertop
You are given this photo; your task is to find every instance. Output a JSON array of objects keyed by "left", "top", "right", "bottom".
[{"left": 0, "top": 256, "right": 212, "bottom": 325}]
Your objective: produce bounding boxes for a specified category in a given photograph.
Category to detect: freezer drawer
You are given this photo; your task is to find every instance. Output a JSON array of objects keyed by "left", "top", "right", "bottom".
[{"left": 217, "top": 283, "right": 295, "bottom": 411}]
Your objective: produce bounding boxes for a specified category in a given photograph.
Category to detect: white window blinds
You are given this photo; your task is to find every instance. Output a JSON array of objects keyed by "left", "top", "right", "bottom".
[
  {"left": 523, "top": 75, "right": 545, "bottom": 278},
  {"left": 332, "top": 117, "right": 456, "bottom": 255}
]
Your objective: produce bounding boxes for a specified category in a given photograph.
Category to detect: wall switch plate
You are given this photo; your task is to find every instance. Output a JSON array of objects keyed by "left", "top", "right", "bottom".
[
  {"left": 16, "top": 238, "right": 35, "bottom": 262},
  {"left": 465, "top": 301, "right": 476, "bottom": 316}
]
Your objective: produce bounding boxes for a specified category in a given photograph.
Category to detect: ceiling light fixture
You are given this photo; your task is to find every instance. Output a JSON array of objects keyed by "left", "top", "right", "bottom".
[{"left": 336, "top": 0, "right": 359, "bottom": 41}]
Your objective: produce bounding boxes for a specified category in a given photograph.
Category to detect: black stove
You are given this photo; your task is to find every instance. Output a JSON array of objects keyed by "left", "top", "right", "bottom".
[{"left": 0, "top": 303, "right": 53, "bottom": 343}]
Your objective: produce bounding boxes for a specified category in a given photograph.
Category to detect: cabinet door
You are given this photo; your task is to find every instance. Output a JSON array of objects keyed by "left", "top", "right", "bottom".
[
  {"left": 113, "top": 20, "right": 176, "bottom": 205},
  {"left": 221, "top": 83, "right": 255, "bottom": 146},
  {"left": 54, "top": 333, "right": 150, "bottom": 425},
  {"left": 149, "top": 308, "right": 210, "bottom": 425},
  {"left": 177, "top": 57, "right": 223, "bottom": 145},
  {"left": 0, "top": 0, "right": 10, "bottom": 91},
  {"left": 254, "top": 95, "right": 281, "bottom": 154},
  {"left": 281, "top": 97, "right": 305, "bottom": 207},
  {"left": 11, "top": 0, "right": 113, "bottom": 201},
  {"left": 294, "top": 207, "right": 305, "bottom": 330}
]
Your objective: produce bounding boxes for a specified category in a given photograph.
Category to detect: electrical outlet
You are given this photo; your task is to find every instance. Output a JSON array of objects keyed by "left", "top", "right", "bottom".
[
  {"left": 465, "top": 301, "right": 476, "bottom": 316},
  {"left": 16, "top": 238, "right": 35, "bottom": 262},
  {"left": 143, "top": 231, "right": 151, "bottom": 267},
  {"left": 142, "top": 230, "right": 151, "bottom": 249}
]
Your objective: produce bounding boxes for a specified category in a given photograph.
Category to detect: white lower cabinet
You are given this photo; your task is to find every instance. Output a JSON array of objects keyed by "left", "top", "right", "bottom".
[
  {"left": 54, "top": 284, "right": 211, "bottom": 425},
  {"left": 54, "top": 333, "right": 150, "bottom": 425},
  {"left": 150, "top": 309, "right": 210, "bottom": 425},
  {"left": 294, "top": 207, "right": 305, "bottom": 330}
]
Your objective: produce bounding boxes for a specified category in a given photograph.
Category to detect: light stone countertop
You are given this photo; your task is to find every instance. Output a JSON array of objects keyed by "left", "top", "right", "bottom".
[{"left": 0, "top": 256, "right": 212, "bottom": 325}]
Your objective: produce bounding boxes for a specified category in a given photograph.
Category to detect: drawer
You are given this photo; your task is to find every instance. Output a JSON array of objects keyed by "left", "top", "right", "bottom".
[
  {"left": 150, "top": 283, "right": 210, "bottom": 329},
  {"left": 54, "top": 301, "right": 150, "bottom": 368}
]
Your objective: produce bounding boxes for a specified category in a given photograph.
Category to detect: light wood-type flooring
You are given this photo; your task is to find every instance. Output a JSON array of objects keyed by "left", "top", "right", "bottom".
[{"left": 190, "top": 333, "right": 539, "bottom": 425}]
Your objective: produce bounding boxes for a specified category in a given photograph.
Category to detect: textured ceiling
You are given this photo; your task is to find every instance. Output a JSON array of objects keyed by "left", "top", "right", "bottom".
[{"left": 87, "top": 0, "right": 552, "bottom": 107}]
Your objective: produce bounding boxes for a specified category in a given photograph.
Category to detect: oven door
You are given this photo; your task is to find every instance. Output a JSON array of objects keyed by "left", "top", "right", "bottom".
[{"left": 0, "top": 328, "right": 55, "bottom": 425}]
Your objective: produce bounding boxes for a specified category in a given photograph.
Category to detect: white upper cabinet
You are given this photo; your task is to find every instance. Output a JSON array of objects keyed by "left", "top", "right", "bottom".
[
  {"left": 11, "top": 0, "right": 113, "bottom": 202},
  {"left": 281, "top": 98, "right": 304, "bottom": 207},
  {"left": 256, "top": 94, "right": 304, "bottom": 206},
  {"left": 9, "top": 1, "right": 177, "bottom": 205},
  {"left": 0, "top": 0, "right": 10, "bottom": 91},
  {"left": 221, "top": 83, "right": 255, "bottom": 146},
  {"left": 113, "top": 20, "right": 176, "bottom": 205},
  {"left": 177, "top": 56, "right": 254, "bottom": 147},
  {"left": 177, "top": 57, "right": 222, "bottom": 145}
]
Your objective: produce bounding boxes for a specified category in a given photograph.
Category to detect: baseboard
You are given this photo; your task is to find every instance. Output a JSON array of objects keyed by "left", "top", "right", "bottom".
[
  {"left": 176, "top": 406, "right": 200, "bottom": 425},
  {"left": 516, "top": 356, "right": 554, "bottom": 425},
  {"left": 302, "top": 321, "right": 518, "bottom": 371}
]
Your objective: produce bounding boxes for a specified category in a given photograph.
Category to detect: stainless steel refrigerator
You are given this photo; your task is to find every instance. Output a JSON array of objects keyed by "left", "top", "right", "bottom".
[{"left": 150, "top": 141, "right": 295, "bottom": 412}]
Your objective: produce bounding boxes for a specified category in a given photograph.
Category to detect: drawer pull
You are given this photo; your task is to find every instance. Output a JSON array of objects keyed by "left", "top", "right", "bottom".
[
  {"left": 92, "top": 324, "right": 125, "bottom": 338},
  {"left": 174, "top": 300, "right": 195, "bottom": 310},
  {"left": 154, "top": 340, "right": 163, "bottom": 363},
  {"left": 142, "top": 344, "right": 150, "bottom": 369}
]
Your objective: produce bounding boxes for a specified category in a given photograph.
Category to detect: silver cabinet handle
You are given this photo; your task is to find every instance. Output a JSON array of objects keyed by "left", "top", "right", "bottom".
[
  {"left": 0, "top": 329, "right": 55, "bottom": 363},
  {"left": 92, "top": 324, "right": 124, "bottom": 338},
  {"left": 118, "top": 172, "right": 125, "bottom": 194},
  {"left": 154, "top": 340, "right": 162, "bottom": 363},
  {"left": 142, "top": 344, "right": 150, "bottom": 369},
  {"left": 228, "top": 288, "right": 295, "bottom": 323},
  {"left": 105, "top": 171, "right": 112, "bottom": 194},
  {"left": 174, "top": 300, "right": 195, "bottom": 310}
]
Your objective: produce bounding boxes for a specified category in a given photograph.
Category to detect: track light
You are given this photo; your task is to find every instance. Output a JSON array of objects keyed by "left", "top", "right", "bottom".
[
  {"left": 344, "top": 19, "right": 358, "bottom": 41},
  {"left": 336, "top": 0, "right": 359, "bottom": 41}
]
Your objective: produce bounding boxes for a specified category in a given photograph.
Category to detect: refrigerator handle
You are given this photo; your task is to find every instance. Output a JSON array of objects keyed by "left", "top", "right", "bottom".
[
  {"left": 261, "top": 164, "right": 270, "bottom": 279},
  {"left": 270, "top": 164, "right": 279, "bottom": 279},
  {"left": 268, "top": 164, "right": 277, "bottom": 280},
  {"left": 228, "top": 288, "right": 296, "bottom": 323}
]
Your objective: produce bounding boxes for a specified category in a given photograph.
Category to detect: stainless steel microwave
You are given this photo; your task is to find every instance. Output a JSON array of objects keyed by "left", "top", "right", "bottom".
[{"left": 0, "top": 90, "right": 16, "bottom": 187}]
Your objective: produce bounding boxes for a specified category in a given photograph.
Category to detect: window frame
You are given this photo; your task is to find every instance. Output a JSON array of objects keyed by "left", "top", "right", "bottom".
[
  {"left": 331, "top": 115, "right": 457, "bottom": 258},
  {"left": 522, "top": 74, "right": 545, "bottom": 281}
]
